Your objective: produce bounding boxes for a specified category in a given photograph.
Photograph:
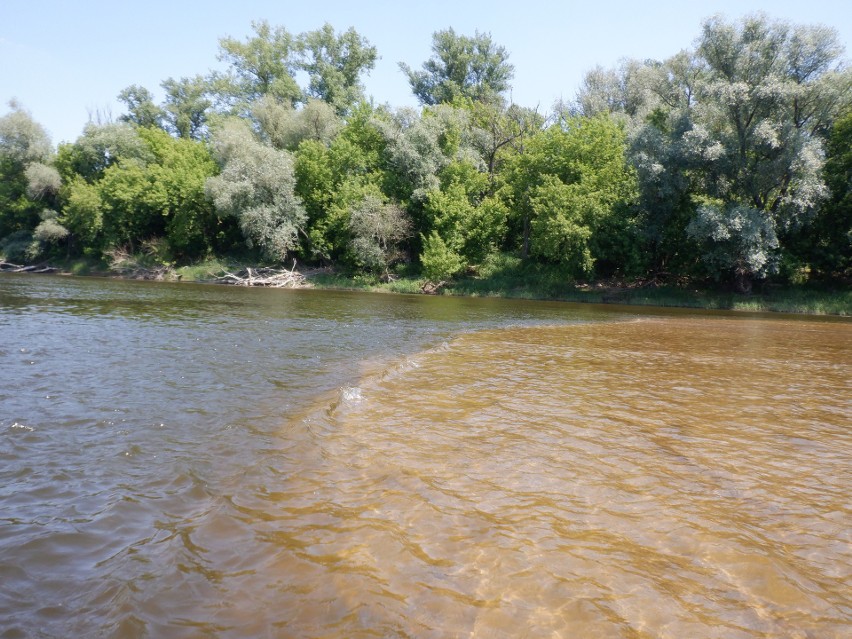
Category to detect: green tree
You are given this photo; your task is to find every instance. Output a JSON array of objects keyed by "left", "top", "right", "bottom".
[
  {"left": 136, "top": 127, "right": 220, "bottom": 256},
  {"left": 96, "top": 158, "right": 163, "bottom": 250},
  {"left": 118, "top": 85, "right": 165, "bottom": 129},
  {"left": 528, "top": 175, "right": 595, "bottom": 275},
  {"left": 422, "top": 160, "right": 506, "bottom": 265},
  {"left": 293, "top": 104, "right": 389, "bottom": 262},
  {"left": 420, "top": 230, "right": 464, "bottom": 281},
  {"left": 55, "top": 122, "right": 153, "bottom": 183},
  {"left": 400, "top": 29, "right": 514, "bottom": 105},
  {"left": 463, "top": 98, "right": 543, "bottom": 183},
  {"left": 161, "top": 76, "right": 212, "bottom": 140},
  {"left": 61, "top": 175, "right": 104, "bottom": 251},
  {"left": 212, "top": 20, "right": 302, "bottom": 110},
  {"left": 787, "top": 110, "right": 852, "bottom": 276},
  {"left": 500, "top": 114, "right": 637, "bottom": 274},
  {"left": 298, "top": 24, "right": 378, "bottom": 115},
  {"left": 818, "top": 110, "right": 852, "bottom": 275},
  {"left": 55, "top": 126, "right": 220, "bottom": 259}
]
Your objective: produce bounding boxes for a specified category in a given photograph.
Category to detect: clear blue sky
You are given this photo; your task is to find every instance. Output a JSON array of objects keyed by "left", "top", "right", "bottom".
[{"left": 2, "top": 0, "right": 849, "bottom": 145}]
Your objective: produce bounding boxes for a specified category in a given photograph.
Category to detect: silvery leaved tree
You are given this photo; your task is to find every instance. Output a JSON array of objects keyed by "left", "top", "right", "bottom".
[
  {"left": 639, "top": 14, "right": 847, "bottom": 290},
  {"left": 348, "top": 193, "right": 412, "bottom": 274},
  {"left": 0, "top": 101, "right": 60, "bottom": 249},
  {"left": 205, "top": 120, "right": 306, "bottom": 262}
]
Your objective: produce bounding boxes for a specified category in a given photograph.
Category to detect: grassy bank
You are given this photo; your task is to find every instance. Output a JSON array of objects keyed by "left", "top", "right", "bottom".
[
  {"left": 9, "top": 254, "right": 850, "bottom": 316},
  {"left": 295, "top": 254, "right": 851, "bottom": 316},
  {"left": 304, "top": 271, "right": 852, "bottom": 316}
]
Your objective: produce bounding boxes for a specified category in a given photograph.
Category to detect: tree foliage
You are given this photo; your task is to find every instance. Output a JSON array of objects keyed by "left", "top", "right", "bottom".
[
  {"left": 420, "top": 230, "right": 464, "bottom": 281},
  {"left": 348, "top": 193, "right": 412, "bottom": 273},
  {"left": 25, "top": 162, "right": 61, "bottom": 201},
  {"left": 210, "top": 21, "right": 376, "bottom": 119},
  {"left": 401, "top": 29, "right": 514, "bottom": 105},
  {"left": 787, "top": 109, "right": 852, "bottom": 276},
  {"left": 500, "top": 114, "right": 637, "bottom": 274},
  {"left": 55, "top": 122, "right": 153, "bottom": 183},
  {"left": 50, "top": 124, "right": 220, "bottom": 258},
  {"left": 0, "top": 101, "right": 54, "bottom": 238},
  {"left": 206, "top": 120, "right": 306, "bottom": 262},
  {"left": 161, "top": 76, "right": 212, "bottom": 140},
  {"left": 253, "top": 96, "right": 341, "bottom": 151},
  {"left": 213, "top": 20, "right": 302, "bottom": 109},
  {"left": 299, "top": 23, "right": 377, "bottom": 115},
  {"left": 118, "top": 85, "right": 165, "bottom": 129},
  {"left": 3, "top": 15, "right": 849, "bottom": 292},
  {"left": 609, "top": 13, "right": 851, "bottom": 287},
  {"left": 0, "top": 101, "right": 52, "bottom": 165}
]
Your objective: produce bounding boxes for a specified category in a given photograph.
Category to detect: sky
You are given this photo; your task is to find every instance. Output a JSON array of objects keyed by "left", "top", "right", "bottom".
[{"left": 2, "top": 0, "right": 850, "bottom": 145}]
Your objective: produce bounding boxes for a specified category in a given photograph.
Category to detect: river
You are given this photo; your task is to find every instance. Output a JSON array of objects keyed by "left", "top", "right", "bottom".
[{"left": 0, "top": 275, "right": 849, "bottom": 638}]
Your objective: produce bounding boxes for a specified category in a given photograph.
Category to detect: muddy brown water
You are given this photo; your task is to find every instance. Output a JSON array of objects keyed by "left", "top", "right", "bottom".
[{"left": 1, "top": 275, "right": 849, "bottom": 638}]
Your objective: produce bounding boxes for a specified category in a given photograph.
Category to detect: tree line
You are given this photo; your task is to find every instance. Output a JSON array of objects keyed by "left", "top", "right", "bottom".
[{"left": 1, "top": 14, "right": 849, "bottom": 291}]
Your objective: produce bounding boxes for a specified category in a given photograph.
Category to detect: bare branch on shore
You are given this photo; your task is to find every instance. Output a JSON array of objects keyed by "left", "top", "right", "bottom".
[
  {"left": 420, "top": 280, "right": 446, "bottom": 295},
  {"left": 212, "top": 261, "right": 307, "bottom": 288},
  {"left": 0, "top": 261, "right": 57, "bottom": 274}
]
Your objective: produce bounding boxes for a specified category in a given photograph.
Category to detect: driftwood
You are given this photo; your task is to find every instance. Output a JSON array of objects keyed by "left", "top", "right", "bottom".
[
  {"left": 212, "top": 261, "right": 306, "bottom": 288},
  {"left": 109, "top": 263, "right": 173, "bottom": 280},
  {"left": 420, "top": 280, "right": 446, "bottom": 295},
  {"left": 0, "top": 262, "right": 57, "bottom": 274},
  {"left": 104, "top": 247, "right": 174, "bottom": 280}
]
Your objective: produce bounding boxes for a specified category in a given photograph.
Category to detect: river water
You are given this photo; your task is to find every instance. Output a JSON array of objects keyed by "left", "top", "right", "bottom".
[{"left": 0, "top": 275, "right": 849, "bottom": 638}]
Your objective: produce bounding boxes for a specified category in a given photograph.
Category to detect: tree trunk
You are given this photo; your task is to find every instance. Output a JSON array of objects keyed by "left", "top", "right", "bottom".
[{"left": 734, "top": 271, "right": 752, "bottom": 294}]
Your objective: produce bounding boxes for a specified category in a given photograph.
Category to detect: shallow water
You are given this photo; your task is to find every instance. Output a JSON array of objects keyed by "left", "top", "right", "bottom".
[{"left": 0, "top": 275, "right": 849, "bottom": 638}]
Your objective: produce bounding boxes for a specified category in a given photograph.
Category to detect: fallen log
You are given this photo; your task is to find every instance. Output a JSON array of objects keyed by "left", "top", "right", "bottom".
[{"left": 0, "top": 262, "right": 57, "bottom": 274}]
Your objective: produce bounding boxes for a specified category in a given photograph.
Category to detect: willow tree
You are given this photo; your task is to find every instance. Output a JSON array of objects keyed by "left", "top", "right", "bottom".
[
  {"left": 205, "top": 120, "right": 306, "bottom": 262},
  {"left": 628, "top": 14, "right": 848, "bottom": 289},
  {"left": 252, "top": 96, "right": 341, "bottom": 151},
  {"left": 0, "top": 101, "right": 54, "bottom": 239},
  {"left": 348, "top": 193, "right": 412, "bottom": 274}
]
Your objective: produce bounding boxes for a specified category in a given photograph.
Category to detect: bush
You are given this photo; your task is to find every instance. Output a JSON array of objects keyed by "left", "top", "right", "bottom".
[
  {"left": 0, "top": 230, "right": 35, "bottom": 262},
  {"left": 420, "top": 231, "right": 463, "bottom": 281}
]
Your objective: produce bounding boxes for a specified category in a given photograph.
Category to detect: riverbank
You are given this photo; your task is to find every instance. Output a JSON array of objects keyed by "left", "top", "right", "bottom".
[
  {"left": 3, "top": 256, "right": 850, "bottom": 316},
  {"left": 304, "top": 271, "right": 852, "bottom": 316}
]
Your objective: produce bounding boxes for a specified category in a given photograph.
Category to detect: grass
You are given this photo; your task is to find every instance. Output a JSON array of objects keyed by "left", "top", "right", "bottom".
[
  {"left": 14, "top": 252, "right": 850, "bottom": 316},
  {"left": 305, "top": 254, "right": 851, "bottom": 316},
  {"left": 175, "top": 257, "right": 234, "bottom": 282}
]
